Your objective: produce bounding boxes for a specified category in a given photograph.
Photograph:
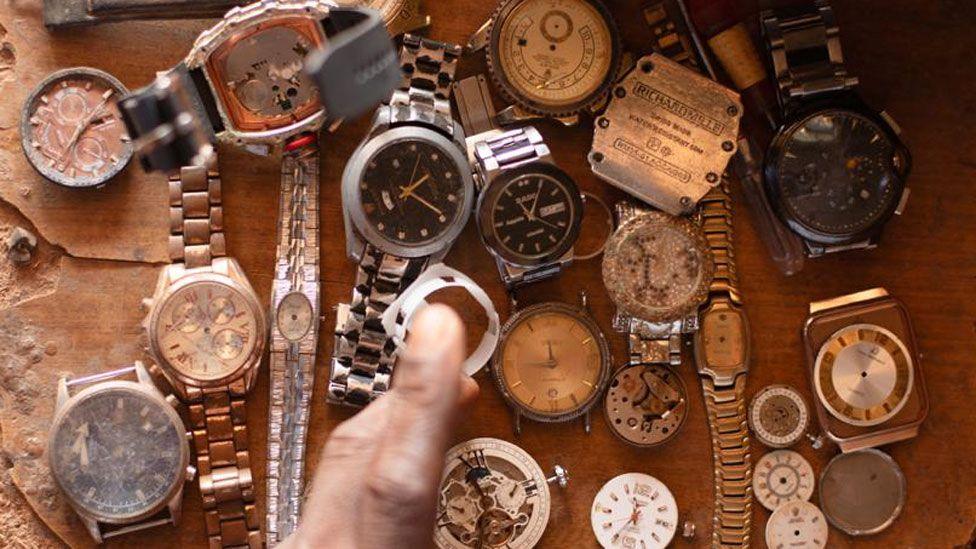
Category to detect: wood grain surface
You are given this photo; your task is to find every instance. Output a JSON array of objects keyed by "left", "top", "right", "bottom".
[{"left": 0, "top": 0, "right": 974, "bottom": 548}]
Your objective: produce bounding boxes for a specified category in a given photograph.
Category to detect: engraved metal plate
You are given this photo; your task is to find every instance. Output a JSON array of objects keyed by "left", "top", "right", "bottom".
[{"left": 589, "top": 53, "right": 742, "bottom": 215}]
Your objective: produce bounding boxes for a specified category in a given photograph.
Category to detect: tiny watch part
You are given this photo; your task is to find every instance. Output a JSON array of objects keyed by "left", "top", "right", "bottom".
[
  {"left": 764, "top": 500, "right": 829, "bottom": 549},
  {"left": 435, "top": 438, "right": 556, "bottom": 549},
  {"left": 590, "top": 473, "right": 678, "bottom": 549},
  {"left": 492, "top": 301, "right": 611, "bottom": 425},
  {"left": 748, "top": 384, "right": 810, "bottom": 448},
  {"left": 21, "top": 67, "right": 133, "bottom": 188},
  {"left": 814, "top": 323, "right": 914, "bottom": 427},
  {"left": 819, "top": 449, "right": 906, "bottom": 536},
  {"left": 604, "top": 364, "right": 688, "bottom": 447},
  {"left": 753, "top": 450, "right": 815, "bottom": 512},
  {"left": 485, "top": 0, "right": 622, "bottom": 121}
]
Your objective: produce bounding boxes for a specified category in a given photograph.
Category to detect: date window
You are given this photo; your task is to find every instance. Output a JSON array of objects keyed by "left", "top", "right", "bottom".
[{"left": 538, "top": 202, "right": 566, "bottom": 217}]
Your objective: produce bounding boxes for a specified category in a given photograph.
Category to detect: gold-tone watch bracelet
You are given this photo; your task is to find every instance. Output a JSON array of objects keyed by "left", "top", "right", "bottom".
[{"left": 169, "top": 161, "right": 225, "bottom": 269}]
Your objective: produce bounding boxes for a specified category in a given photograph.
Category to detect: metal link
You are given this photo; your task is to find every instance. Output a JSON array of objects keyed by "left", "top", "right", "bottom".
[
  {"left": 391, "top": 34, "right": 462, "bottom": 117},
  {"left": 266, "top": 143, "right": 320, "bottom": 545},
  {"left": 168, "top": 160, "right": 224, "bottom": 269},
  {"left": 643, "top": 0, "right": 700, "bottom": 70}
]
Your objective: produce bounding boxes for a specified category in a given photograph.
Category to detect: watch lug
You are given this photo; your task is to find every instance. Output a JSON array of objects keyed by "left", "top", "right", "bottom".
[
  {"left": 81, "top": 515, "right": 103, "bottom": 544},
  {"left": 467, "top": 19, "right": 491, "bottom": 52},
  {"left": 894, "top": 187, "right": 911, "bottom": 216},
  {"left": 134, "top": 361, "right": 153, "bottom": 387},
  {"left": 168, "top": 485, "right": 185, "bottom": 525},
  {"left": 879, "top": 110, "right": 902, "bottom": 135},
  {"left": 583, "top": 410, "right": 591, "bottom": 434},
  {"left": 513, "top": 410, "right": 522, "bottom": 436},
  {"left": 496, "top": 105, "right": 541, "bottom": 126},
  {"left": 56, "top": 377, "right": 69, "bottom": 411}
]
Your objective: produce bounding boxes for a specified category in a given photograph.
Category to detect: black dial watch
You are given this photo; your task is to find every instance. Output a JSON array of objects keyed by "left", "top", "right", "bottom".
[{"left": 761, "top": 0, "right": 911, "bottom": 257}]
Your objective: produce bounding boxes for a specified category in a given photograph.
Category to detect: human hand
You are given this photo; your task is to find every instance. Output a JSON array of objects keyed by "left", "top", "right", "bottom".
[{"left": 281, "top": 304, "right": 479, "bottom": 549}]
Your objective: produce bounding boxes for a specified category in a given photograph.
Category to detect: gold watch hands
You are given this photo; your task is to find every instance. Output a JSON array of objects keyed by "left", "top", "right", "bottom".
[{"left": 400, "top": 187, "right": 444, "bottom": 216}]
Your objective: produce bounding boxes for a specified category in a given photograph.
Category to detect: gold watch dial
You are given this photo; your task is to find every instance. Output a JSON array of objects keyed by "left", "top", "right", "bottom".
[
  {"left": 494, "top": 304, "right": 608, "bottom": 421},
  {"left": 491, "top": 0, "right": 617, "bottom": 114},
  {"left": 814, "top": 324, "right": 914, "bottom": 427},
  {"left": 155, "top": 280, "right": 260, "bottom": 382}
]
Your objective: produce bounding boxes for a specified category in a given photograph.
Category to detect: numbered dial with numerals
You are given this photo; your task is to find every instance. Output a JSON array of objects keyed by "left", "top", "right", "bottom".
[
  {"left": 435, "top": 438, "right": 552, "bottom": 549},
  {"left": 604, "top": 364, "right": 687, "bottom": 447},
  {"left": 754, "top": 450, "right": 815, "bottom": 512},
  {"left": 21, "top": 68, "right": 133, "bottom": 188},
  {"left": 765, "top": 500, "right": 829, "bottom": 549},
  {"left": 590, "top": 473, "right": 677, "bottom": 549},
  {"left": 814, "top": 324, "right": 914, "bottom": 427},
  {"left": 49, "top": 386, "right": 185, "bottom": 521},
  {"left": 153, "top": 281, "right": 261, "bottom": 382},
  {"left": 749, "top": 385, "right": 810, "bottom": 448},
  {"left": 359, "top": 139, "right": 469, "bottom": 247},
  {"left": 493, "top": 303, "right": 610, "bottom": 423},
  {"left": 488, "top": 0, "right": 619, "bottom": 117}
]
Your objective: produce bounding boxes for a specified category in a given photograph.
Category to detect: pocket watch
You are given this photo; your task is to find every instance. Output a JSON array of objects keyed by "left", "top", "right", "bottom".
[
  {"left": 435, "top": 438, "right": 567, "bottom": 549},
  {"left": 819, "top": 449, "right": 905, "bottom": 536},
  {"left": 21, "top": 67, "right": 133, "bottom": 188},
  {"left": 492, "top": 293, "right": 611, "bottom": 434},
  {"left": 753, "top": 450, "right": 814, "bottom": 512},
  {"left": 764, "top": 500, "right": 829, "bottom": 549},
  {"left": 748, "top": 384, "right": 810, "bottom": 449},
  {"left": 469, "top": 0, "right": 622, "bottom": 126},
  {"left": 604, "top": 364, "right": 687, "bottom": 447},
  {"left": 48, "top": 362, "right": 193, "bottom": 543},
  {"left": 803, "top": 288, "right": 927, "bottom": 452},
  {"left": 590, "top": 472, "right": 678, "bottom": 548}
]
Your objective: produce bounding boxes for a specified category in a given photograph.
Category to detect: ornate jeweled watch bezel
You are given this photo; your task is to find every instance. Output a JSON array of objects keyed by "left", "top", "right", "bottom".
[{"left": 483, "top": 0, "right": 623, "bottom": 122}]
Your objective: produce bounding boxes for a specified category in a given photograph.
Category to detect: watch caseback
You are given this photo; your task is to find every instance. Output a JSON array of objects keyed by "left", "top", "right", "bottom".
[{"left": 819, "top": 448, "right": 906, "bottom": 536}]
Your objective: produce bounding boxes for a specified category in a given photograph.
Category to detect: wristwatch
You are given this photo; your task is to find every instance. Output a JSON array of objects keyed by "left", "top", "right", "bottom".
[
  {"left": 331, "top": 35, "right": 474, "bottom": 407},
  {"left": 761, "top": 0, "right": 911, "bottom": 257},
  {"left": 336, "top": 0, "right": 430, "bottom": 36},
  {"left": 47, "top": 362, "right": 194, "bottom": 544},
  {"left": 142, "top": 157, "right": 268, "bottom": 548},
  {"left": 803, "top": 288, "right": 928, "bottom": 453}
]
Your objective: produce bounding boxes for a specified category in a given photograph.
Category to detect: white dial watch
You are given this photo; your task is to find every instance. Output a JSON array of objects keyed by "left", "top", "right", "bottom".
[
  {"left": 765, "top": 500, "right": 829, "bottom": 549},
  {"left": 590, "top": 473, "right": 678, "bottom": 549}
]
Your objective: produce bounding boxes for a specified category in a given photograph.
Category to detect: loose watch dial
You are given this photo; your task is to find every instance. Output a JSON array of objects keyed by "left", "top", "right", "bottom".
[
  {"left": 206, "top": 18, "right": 325, "bottom": 131},
  {"left": 590, "top": 473, "right": 678, "bottom": 548},
  {"left": 814, "top": 324, "right": 913, "bottom": 427},
  {"left": 435, "top": 438, "right": 552, "bottom": 549},
  {"left": 753, "top": 450, "right": 815, "bottom": 512},
  {"left": 360, "top": 139, "right": 468, "bottom": 247},
  {"left": 482, "top": 165, "right": 583, "bottom": 265},
  {"left": 493, "top": 303, "right": 610, "bottom": 422},
  {"left": 489, "top": 0, "right": 619, "bottom": 116},
  {"left": 771, "top": 109, "right": 905, "bottom": 239},
  {"left": 49, "top": 387, "right": 184, "bottom": 520},
  {"left": 602, "top": 210, "right": 713, "bottom": 322},
  {"left": 748, "top": 385, "right": 810, "bottom": 449},
  {"left": 764, "top": 500, "right": 829, "bottom": 549},
  {"left": 154, "top": 280, "right": 261, "bottom": 382},
  {"left": 604, "top": 364, "right": 687, "bottom": 447},
  {"left": 21, "top": 68, "right": 133, "bottom": 188}
]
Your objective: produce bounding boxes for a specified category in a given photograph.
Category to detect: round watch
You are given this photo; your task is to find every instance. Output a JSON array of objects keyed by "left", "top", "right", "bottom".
[
  {"left": 435, "top": 438, "right": 564, "bottom": 549},
  {"left": 748, "top": 384, "right": 810, "bottom": 448},
  {"left": 602, "top": 208, "right": 714, "bottom": 323},
  {"left": 492, "top": 299, "right": 611, "bottom": 429},
  {"left": 21, "top": 67, "right": 133, "bottom": 188},
  {"left": 819, "top": 449, "right": 905, "bottom": 536},
  {"left": 590, "top": 473, "right": 678, "bottom": 548},
  {"left": 764, "top": 500, "right": 829, "bottom": 549},
  {"left": 604, "top": 364, "right": 687, "bottom": 447},
  {"left": 814, "top": 323, "right": 914, "bottom": 427},
  {"left": 753, "top": 450, "right": 814, "bottom": 512},
  {"left": 485, "top": 0, "right": 622, "bottom": 121}
]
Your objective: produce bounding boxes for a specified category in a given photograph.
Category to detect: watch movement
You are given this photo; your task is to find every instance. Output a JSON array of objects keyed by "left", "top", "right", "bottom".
[
  {"left": 764, "top": 500, "right": 829, "bottom": 549},
  {"left": 21, "top": 67, "right": 133, "bottom": 188},
  {"left": 604, "top": 364, "right": 687, "bottom": 447},
  {"left": 753, "top": 450, "right": 814, "bottom": 512},
  {"left": 435, "top": 438, "right": 566, "bottom": 549},
  {"left": 590, "top": 473, "right": 678, "bottom": 549},
  {"left": 748, "top": 384, "right": 810, "bottom": 448},
  {"left": 819, "top": 449, "right": 905, "bottom": 536}
]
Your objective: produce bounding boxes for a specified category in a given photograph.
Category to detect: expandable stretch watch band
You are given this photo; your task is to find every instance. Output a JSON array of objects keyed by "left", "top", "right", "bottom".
[
  {"left": 169, "top": 160, "right": 225, "bottom": 269},
  {"left": 643, "top": 0, "right": 701, "bottom": 70},
  {"left": 390, "top": 34, "right": 462, "bottom": 119},
  {"left": 266, "top": 139, "right": 320, "bottom": 545}
]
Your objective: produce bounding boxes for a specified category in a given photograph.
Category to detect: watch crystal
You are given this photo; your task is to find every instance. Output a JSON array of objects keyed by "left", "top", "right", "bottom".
[{"left": 488, "top": 171, "right": 579, "bottom": 262}]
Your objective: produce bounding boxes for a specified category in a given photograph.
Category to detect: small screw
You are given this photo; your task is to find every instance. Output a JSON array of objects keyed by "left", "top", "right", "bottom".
[
  {"left": 679, "top": 196, "right": 693, "bottom": 210},
  {"left": 598, "top": 117, "right": 610, "bottom": 129},
  {"left": 640, "top": 61, "right": 654, "bottom": 74},
  {"left": 546, "top": 465, "right": 569, "bottom": 488},
  {"left": 7, "top": 227, "right": 37, "bottom": 265},
  {"left": 806, "top": 432, "right": 826, "bottom": 450},
  {"left": 682, "top": 520, "right": 696, "bottom": 539},
  {"left": 706, "top": 172, "right": 719, "bottom": 184},
  {"left": 727, "top": 105, "right": 739, "bottom": 116},
  {"left": 591, "top": 152, "right": 605, "bottom": 163},
  {"left": 722, "top": 141, "right": 734, "bottom": 152},
  {"left": 614, "top": 86, "right": 626, "bottom": 99}
]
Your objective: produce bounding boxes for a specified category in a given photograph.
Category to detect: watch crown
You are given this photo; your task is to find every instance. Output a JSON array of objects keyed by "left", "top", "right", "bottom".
[
  {"left": 140, "top": 298, "right": 153, "bottom": 312},
  {"left": 165, "top": 394, "right": 179, "bottom": 408},
  {"left": 185, "top": 465, "right": 197, "bottom": 481},
  {"left": 546, "top": 465, "right": 569, "bottom": 489}
]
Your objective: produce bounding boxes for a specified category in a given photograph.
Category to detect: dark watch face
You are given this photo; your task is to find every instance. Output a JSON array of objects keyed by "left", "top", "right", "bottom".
[
  {"left": 487, "top": 170, "right": 580, "bottom": 262},
  {"left": 50, "top": 388, "right": 183, "bottom": 520},
  {"left": 773, "top": 109, "right": 903, "bottom": 237},
  {"left": 360, "top": 139, "right": 467, "bottom": 246}
]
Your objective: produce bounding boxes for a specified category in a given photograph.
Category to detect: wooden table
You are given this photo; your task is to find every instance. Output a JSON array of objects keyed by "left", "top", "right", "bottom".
[{"left": 0, "top": 1, "right": 974, "bottom": 547}]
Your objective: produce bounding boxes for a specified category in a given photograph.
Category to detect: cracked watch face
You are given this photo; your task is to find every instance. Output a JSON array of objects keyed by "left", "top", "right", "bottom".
[
  {"left": 769, "top": 109, "right": 906, "bottom": 240},
  {"left": 753, "top": 450, "right": 815, "bottom": 512},
  {"left": 206, "top": 18, "right": 326, "bottom": 131},
  {"left": 49, "top": 386, "right": 185, "bottom": 521},
  {"left": 153, "top": 280, "right": 261, "bottom": 382},
  {"left": 602, "top": 210, "right": 713, "bottom": 322},
  {"left": 765, "top": 500, "right": 829, "bottom": 549},
  {"left": 748, "top": 385, "right": 810, "bottom": 448},
  {"left": 604, "top": 364, "right": 687, "bottom": 447},
  {"left": 435, "top": 438, "right": 551, "bottom": 549},
  {"left": 814, "top": 324, "right": 913, "bottom": 427},
  {"left": 590, "top": 473, "right": 677, "bottom": 549},
  {"left": 488, "top": 0, "right": 619, "bottom": 117},
  {"left": 21, "top": 68, "right": 133, "bottom": 188}
]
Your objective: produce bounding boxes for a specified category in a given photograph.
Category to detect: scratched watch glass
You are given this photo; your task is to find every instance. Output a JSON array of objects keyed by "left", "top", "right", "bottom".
[
  {"left": 773, "top": 109, "right": 903, "bottom": 236},
  {"left": 49, "top": 388, "right": 184, "bottom": 520},
  {"left": 154, "top": 281, "right": 260, "bottom": 381},
  {"left": 360, "top": 139, "right": 467, "bottom": 246}
]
